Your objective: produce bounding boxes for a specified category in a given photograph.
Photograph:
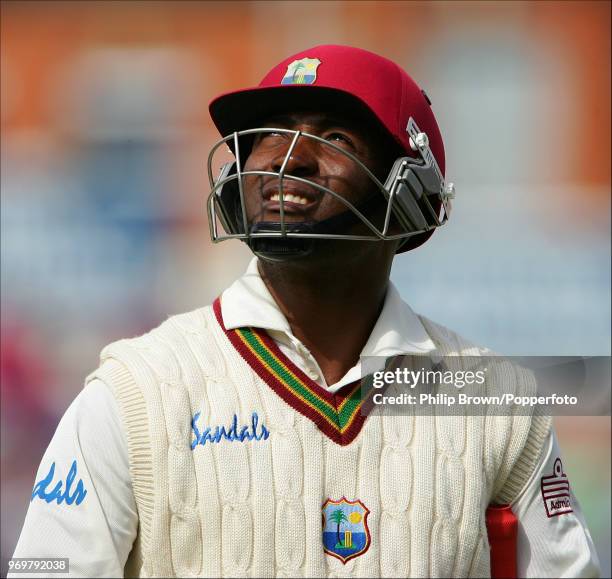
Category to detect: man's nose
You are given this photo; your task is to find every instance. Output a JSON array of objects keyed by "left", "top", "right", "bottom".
[{"left": 270, "top": 135, "right": 318, "bottom": 177}]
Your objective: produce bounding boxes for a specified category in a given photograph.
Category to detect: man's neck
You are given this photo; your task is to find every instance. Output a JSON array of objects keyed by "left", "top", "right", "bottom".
[{"left": 257, "top": 245, "right": 394, "bottom": 386}]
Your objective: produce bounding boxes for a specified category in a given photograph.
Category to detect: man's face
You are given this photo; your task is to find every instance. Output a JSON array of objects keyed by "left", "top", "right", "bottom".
[{"left": 241, "top": 111, "right": 395, "bottom": 230}]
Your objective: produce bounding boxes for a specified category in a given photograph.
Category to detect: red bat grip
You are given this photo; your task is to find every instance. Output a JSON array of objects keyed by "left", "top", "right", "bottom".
[{"left": 486, "top": 504, "right": 518, "bottom": 579}]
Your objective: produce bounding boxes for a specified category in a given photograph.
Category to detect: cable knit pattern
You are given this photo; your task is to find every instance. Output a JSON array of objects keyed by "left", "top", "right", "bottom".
[{"left": 88, "top": 306, "right": 551, "bottom": 578}]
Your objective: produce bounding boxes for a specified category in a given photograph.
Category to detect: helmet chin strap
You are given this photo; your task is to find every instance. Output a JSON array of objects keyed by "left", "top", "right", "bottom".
[{"left": 246, "top": 194, "right": 383, "bottom": 262}]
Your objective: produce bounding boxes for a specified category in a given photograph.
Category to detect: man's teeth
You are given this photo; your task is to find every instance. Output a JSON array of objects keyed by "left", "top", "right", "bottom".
[{"left": 269, "top": 193, "right": 309, "bottom": 205}]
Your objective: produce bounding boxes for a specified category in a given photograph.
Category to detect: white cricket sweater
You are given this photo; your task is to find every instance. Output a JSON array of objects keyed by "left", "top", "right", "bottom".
[{"left": 88, "top": 300, "right": 551, "bottom": 578}]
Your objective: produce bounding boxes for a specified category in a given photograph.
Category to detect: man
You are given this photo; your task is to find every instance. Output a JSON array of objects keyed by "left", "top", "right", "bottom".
[{"left": 11, "top": 45, "right": 599, "bottom": 578}]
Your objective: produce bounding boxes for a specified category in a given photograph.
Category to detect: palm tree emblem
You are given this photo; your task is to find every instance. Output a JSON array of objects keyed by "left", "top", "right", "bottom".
[
  {"left": 281, "top": 58, "right": 321, "bottom": 85},
  {"left": 322, "top": 497, "right": 371, "bottom": 564},
  {"left": 291, "top": 62, "right": 306, "bottom": 83},
  {"left": 329, "top": 508, "right": 348, "bottom": 548}
]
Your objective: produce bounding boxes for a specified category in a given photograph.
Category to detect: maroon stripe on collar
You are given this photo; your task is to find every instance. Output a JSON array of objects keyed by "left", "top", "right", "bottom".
[{"left": 212, "top": 297, "right": 368, "bottom": 445}]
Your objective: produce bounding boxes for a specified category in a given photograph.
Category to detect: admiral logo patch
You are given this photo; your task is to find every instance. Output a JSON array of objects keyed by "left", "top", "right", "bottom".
[
  {"left": 541, "top": 457, "right": 573, "bottom": 518},
  {"left": 281, "top": 57, "right": 321, "bottom": 85},
  {"left": 322, "top": 497, "right": 371, "bottom": 564}
]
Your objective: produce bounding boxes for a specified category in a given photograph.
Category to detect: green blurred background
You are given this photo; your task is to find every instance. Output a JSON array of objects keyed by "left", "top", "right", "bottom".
[{"left": 1, "top": 1, "right": 610, "bottom": 576}]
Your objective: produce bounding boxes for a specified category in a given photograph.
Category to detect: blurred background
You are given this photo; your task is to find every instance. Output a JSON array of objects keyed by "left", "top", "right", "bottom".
[{"left": 1, "top": 1, "right": 610, "bottom": 576}]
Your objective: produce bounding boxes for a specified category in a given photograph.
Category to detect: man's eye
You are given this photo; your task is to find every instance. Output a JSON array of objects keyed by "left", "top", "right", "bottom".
[
  {"left": 255, "top": 130, "right": 285, "bottom": 144},
  {"left": 253, "top": 131, "right": 284, "bottom": 148},
  {"left": 326, "top": 132, "right": 353, "bottom": 146}
]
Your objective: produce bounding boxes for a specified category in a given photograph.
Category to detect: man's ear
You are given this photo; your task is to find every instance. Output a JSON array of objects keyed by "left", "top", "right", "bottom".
[{"left": 373, "top": 141, "right": 405, "bottom": 183}]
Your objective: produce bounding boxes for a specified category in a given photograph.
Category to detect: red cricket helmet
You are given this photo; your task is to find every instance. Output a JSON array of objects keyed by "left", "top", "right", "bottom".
[{"left": 209, "top": 44, "right": 448, "bottom": 253}]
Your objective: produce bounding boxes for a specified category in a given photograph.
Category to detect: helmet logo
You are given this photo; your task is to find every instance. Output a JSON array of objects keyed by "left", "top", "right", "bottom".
[{"left": 281, "top": 57, "right": 321, "bottom": 85}]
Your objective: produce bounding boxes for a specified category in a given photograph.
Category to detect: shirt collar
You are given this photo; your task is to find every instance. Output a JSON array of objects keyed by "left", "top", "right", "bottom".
[
  {"left": 221, "top": 258, "right": 292, "bottom": 334},
  {"left": 361, "top": 283, "right": 436, "bottom": 356},
  {"left": 220, "top": 258, "right": 435, "bottom": 357}
]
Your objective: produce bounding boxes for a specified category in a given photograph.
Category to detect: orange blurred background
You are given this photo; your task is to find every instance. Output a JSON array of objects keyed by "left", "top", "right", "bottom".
[{"left": 1, "top": 1, "right": 610, "bottom": 575}]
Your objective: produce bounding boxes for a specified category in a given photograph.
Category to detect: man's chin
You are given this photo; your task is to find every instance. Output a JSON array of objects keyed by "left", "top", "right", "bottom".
[
  {"left": 244, "top": 217, "right": 386, "bottom": 265},
  {"left": 246, "top": 221, "right": 315, "bottom": 262}
]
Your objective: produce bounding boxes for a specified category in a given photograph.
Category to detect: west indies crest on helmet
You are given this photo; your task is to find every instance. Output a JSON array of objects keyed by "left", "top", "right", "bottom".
[{"left": 207, "top": 44, "right": 455, "bottom": 259}]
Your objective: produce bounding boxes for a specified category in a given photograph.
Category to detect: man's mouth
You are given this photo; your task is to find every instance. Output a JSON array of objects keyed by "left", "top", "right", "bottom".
[
  {"left": 268, "top": 192, "right": 310, "bottom": 205},
  {"left": 261, "top": 187, "right": 320, "bottom": 214}
]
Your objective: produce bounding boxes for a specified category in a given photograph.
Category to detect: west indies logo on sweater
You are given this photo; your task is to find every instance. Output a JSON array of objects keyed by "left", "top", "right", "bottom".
[{"left": 322, "top": 497, "right": 371, "bottom": 564}]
